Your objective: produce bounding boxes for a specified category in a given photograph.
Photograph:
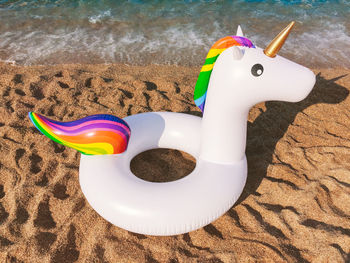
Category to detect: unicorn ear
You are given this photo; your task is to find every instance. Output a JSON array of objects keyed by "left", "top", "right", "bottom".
[
  {"left": 236, "top": 25, "right": 244, "bottom": 37},
  {"left": 232, "top": 46, "right": 244, "bottom": 60}
]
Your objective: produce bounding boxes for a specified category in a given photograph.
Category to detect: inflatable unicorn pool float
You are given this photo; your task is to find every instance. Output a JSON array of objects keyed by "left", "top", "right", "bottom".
[{"left": 29, "top": 22, "right": 315, "bottom": 236}]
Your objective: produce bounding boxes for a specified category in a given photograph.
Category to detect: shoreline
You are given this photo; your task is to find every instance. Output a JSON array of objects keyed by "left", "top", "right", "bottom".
[{"left": 2, "top": 60, "right": 350, "bottom": 69}]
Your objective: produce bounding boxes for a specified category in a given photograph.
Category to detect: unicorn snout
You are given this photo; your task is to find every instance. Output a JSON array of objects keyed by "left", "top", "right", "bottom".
[{"left": 288, "top": 67, "right": 316, "bottom": 103}]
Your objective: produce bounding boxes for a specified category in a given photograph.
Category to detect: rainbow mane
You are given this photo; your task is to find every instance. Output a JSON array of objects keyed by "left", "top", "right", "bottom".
[
  {"left": 193, "top": 36, "right": 255, "bottom": 112},
  {"left": 29, "top": 113, "right": 131, "bottom": 155}
]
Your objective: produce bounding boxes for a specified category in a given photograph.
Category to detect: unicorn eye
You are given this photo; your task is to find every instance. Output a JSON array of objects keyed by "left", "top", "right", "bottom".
[{"left": 251, "top": 64, "right": 264, "bottom": 77}]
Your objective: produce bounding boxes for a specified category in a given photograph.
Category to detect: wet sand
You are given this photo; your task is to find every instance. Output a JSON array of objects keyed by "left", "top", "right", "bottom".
[{"left": 0, "top": 62, "right": 350, "bottom": 262}]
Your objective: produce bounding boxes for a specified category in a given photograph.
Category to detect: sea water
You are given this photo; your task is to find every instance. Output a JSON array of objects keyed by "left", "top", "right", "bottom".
[{"left": 0, "top": 0, "right": 349, "bottom": 67}]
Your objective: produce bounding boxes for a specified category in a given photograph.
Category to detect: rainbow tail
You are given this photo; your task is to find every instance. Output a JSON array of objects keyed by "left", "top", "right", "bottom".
[{"left": 28, "top": 112, "right": 131, "bottom": 155}]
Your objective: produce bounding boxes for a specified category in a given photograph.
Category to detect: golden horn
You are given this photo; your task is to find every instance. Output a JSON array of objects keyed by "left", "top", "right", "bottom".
[{"left": 264, "top": 21, "right": 295, "bottom": 58}]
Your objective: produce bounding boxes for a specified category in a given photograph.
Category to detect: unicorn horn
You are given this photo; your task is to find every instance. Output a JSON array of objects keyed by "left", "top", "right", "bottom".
[{"left": 264, "top": 21, "right": 295, "bottom": 58}]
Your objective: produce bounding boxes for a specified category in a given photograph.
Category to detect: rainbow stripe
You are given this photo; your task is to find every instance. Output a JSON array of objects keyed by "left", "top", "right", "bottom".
[
  {"left": 29, "top": 112, "right": 131, "bottom": 155},
  {"left": 193, "top": 36, "right": 255, "bottom": 112}
]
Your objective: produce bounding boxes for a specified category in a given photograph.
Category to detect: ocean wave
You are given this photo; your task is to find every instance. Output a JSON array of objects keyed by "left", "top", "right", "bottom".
[
  {"left": 0, "top": 0, "right": 349, "bottom": 67},
  {"left": 88, "top": 10, "right": 112, "bottom": 24}
]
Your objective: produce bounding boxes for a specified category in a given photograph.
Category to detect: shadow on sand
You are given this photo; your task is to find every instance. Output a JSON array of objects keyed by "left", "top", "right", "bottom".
[{"left": 235, "top": 72, "right": 349, "bottom": 205}]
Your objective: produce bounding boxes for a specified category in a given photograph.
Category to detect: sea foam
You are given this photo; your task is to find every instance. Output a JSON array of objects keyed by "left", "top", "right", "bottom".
[{"left": 0, "top": 0, "right": 349, "bottom": 67}]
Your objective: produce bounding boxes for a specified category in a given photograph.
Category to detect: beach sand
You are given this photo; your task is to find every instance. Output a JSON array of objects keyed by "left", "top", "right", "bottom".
[{"left": 0, "top": 62, "right": 350, "bottom": 262}]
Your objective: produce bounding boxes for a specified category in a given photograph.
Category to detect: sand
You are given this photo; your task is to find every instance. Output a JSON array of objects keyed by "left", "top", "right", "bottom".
[{"left": 0, "top": 62, "right": 349, "bottom": 262}]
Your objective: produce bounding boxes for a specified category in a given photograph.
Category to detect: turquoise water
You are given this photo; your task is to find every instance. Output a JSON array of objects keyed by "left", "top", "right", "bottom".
[{"left": 0, "top": 0, "right": 349, "bottom": 67}]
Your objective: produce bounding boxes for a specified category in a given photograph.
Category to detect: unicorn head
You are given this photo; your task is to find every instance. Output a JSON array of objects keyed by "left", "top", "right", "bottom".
[
  {"left": 199, "top": 22, "right": 316, "bottom": 163},
  {"left": 194, "top": 22, "right": 315, "bottom": 113}
]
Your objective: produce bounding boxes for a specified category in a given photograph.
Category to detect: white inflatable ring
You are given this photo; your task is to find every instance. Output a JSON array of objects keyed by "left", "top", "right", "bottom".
[
  {"left": 30, "top": 23, "right": 316, "bottom": 236},
  {"left": 79, "top": 112, "right": 247, "bottom": 236}
]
